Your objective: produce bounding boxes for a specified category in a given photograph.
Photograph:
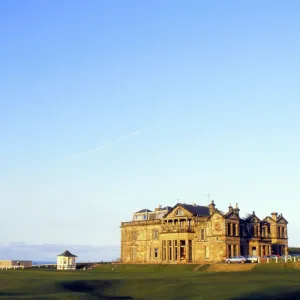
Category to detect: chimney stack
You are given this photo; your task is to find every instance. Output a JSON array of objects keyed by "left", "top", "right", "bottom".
[
  {"left": 271, "top": 212, "right": 278, "bottom": 221},
  {"left": 209, "top": 200, "right": 216, "bottom": 215},
  {"left": 155, "top": 205, "right": 162, "bottom": 211},
  {"left": 234, "top": 203, "right": 240, "bottom": 216}
]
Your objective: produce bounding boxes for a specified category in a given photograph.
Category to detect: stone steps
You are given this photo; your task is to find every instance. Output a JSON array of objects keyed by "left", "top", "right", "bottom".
[
  {"left": 192, "top": 264, "right": 211, "bottom": 272},
  {"left": 192, "top": 264, "right": 203, "bottom": 272}
]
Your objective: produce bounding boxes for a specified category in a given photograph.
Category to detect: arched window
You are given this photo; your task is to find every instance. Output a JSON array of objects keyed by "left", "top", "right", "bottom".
[{"left": 176, "top": 208, "right": 183, "bottom": 216}]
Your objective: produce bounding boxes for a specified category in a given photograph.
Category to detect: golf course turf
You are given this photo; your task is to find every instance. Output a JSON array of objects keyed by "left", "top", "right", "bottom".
[{"left": 1, "top": 264, "right": 300, "bottom": 299}]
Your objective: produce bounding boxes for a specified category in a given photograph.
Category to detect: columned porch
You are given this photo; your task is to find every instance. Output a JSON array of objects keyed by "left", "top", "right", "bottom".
[
  {"left": 248, "top": 242, "right": 272, "bottom": 256},
  {"left": 160, "top": 232, "right": 194, "bottom": 263}
]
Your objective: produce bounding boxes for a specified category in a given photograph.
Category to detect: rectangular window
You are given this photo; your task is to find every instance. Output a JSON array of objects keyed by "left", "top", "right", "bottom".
[
  {"left": 188, "top": 240, "right": 192, "bottom": 262},
  {"left": 227, "top": 223, "right": 231, "bottom": 235},
  {"left": 234, "top": 245, "right": 237, "bottom": 256},
  {"left": 132, "top": 231, "right": 137, "bottom": 240},
  {"left": 149, "top": 248, "right": 152, "bottom": 258},
  {"left": 153, "top": 229, "right": 159, "bottom": 240},
  {"left": 154, "top": 248, "right": 158, "bottom": 258},
  {"left": 233, "top": 223, "right": 236, "bottom": 236},
  {"left": 205, "top": 246, "right": 209, "bottom": 258},
  {"left": 130, "top": 248, "right": 136, "bottom": 260},
  {"left": 200, "top": 229, "right": 205, "bottom": 241}
]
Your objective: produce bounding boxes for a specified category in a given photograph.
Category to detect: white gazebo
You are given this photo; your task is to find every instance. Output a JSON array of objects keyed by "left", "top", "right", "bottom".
[{"left": 57, "top": 250, "right": 77, "bottom": 270}]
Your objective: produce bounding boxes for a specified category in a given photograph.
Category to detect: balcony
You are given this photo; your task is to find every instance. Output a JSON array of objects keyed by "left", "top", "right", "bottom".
[
  {"left": 161, "top": 225, "right": 195, "bottom": 233},
  {"left": 261, "top": 233, "right": 272, "bottom": 239},
  {"left": 121, "top": 219, "right": 161, "bottom": 227}
]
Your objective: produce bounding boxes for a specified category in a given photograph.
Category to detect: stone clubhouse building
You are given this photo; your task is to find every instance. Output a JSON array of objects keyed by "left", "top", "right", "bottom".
[{"left": 120, "top": 201, "right": 288, "bottom": 263}]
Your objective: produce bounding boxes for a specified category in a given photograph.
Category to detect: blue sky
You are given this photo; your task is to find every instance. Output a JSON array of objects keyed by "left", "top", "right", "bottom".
[{"left": 1, "top": 0, "right": 300, "bottom": 260}]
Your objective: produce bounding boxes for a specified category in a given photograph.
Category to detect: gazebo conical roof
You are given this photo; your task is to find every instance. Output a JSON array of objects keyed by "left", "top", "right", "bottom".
[{"left": 57, "top": 250, "right": 77, "bottom": 257}]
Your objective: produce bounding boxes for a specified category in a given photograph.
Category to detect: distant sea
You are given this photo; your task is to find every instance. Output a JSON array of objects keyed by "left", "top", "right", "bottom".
[{"left": 32, "top": 261, "right": 56, "bottom": 265}]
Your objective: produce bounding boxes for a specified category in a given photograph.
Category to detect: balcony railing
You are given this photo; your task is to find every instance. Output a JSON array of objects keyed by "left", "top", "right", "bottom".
[
  {"left": 121, "top": 220, "right": 161, "bottom": 226},
  {"left": 261, "top": 233, "right": 272, "bottom": 239},
  {"left": 161, "top": 226, "right": 195, "bottom": 233}
]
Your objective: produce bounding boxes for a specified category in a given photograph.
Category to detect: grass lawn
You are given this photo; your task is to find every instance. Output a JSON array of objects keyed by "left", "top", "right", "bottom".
[{"left": 1, "top": 264, "right": 300, "bottom": 299}]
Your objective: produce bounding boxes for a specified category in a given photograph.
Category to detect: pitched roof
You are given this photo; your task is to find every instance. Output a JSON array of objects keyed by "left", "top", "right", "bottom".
[
  {"left": 262, "top": 214, "right": 288, "bottom": 224},
  {"left": 216, "top": 210, "right": 225, "bottom": 216},
  {"left": 57, "top": 250, "right": 77, "bottom": 257},
  {"left": 135, "top": 209, "right": 152, "bottom": 213},
  {"left": 224, "top": 211, "right": 234, "bottom": 218},
  {"left": 172, "top": 203, "right": 210, "bottom": 216},
  {"left": 159, "top": 206, "right": 172, "bottom": 211},
  {"left": 277, "top": 214, "right": 288, "bottom": 223},
  {"left": 244, "top": 212, "right": 261, "bottom": 222}
]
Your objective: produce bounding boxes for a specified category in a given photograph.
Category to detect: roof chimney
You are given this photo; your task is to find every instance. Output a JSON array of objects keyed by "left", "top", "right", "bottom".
[
  {"left": 155, "top": 205, "right": 162, "bottom": 211},
  {"left": 234, "top": 203, "right": 240, "bottom": 216},
  {"left": 228, "top": 203, "right": 233, "bottom": 213},
  {"left": 209, "top": 200, "right": 216, "bottom": 215},
  {"left": 271, "top": 212, "right": 278, "bottom": 221}
]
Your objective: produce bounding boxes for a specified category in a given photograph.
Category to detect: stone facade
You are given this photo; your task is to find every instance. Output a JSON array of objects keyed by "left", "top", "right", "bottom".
[{"left": 120, "top": 201, "right": 288, "bottom": 264}]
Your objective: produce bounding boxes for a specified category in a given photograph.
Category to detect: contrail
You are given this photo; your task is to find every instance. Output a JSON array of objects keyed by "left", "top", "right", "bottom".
[{"left": 69, "top": 129, "right": 144, "bottom": 159}]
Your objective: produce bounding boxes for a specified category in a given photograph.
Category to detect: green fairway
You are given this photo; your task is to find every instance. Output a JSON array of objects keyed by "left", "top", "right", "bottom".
[{"left": 1, "top": 264, "right": 300, "bottom": 299}]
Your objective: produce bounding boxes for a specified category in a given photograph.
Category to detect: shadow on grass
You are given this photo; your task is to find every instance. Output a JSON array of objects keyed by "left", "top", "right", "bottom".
[
  {"left": 0, "top": 293, "right": 27, "bottom": 296},
  {"left": 61, "top": 280, "right": 133, "bottom": 299},
  {"left": 231, "top": 289, "right": 300, "bottom": 300}
]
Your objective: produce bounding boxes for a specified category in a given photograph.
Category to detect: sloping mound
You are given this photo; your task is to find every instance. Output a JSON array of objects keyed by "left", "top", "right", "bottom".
[
  {"left": 253, "top": 262, "right": 300, "bottom": 272},
  {"left": 207, "top": 263, "right": 256, "bottom": 272}
]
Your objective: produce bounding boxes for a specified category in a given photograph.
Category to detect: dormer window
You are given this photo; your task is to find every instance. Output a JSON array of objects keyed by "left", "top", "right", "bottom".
[{"left": 176, "top": 208, "right": 183, "bottom": 216}]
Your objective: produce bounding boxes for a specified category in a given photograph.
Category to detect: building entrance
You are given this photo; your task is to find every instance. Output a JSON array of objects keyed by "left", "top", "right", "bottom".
[{"left": 162, "top": 239, "right": 192, "bottom": 263}]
